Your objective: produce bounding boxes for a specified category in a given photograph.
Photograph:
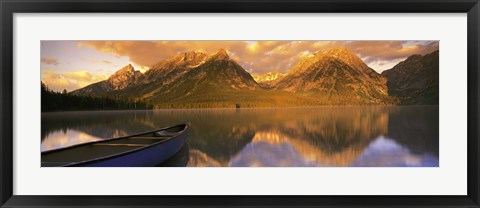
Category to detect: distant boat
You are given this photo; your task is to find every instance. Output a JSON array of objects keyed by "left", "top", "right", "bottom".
[{"left": 41, "top": 124, "right": 189, "bottom": 167}]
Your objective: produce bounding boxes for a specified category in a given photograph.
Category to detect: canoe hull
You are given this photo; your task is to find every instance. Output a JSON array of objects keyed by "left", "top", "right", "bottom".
[{"left": 71, "top": 130, "right": 188, "bottom": 167}]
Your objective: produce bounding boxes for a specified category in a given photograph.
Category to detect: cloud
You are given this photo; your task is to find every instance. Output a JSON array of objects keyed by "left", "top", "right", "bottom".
[
  {"left": 135, "top": 65, "right": 150, "bottom": 73},
  {"left": 91, "top": 59, "right": 112, "bottom": 64},
  {"left": 41, "top": 57, "right": 60, "bottom": 66},
  {"left": 344, "top": 41, "right": 439, "bottom": 63},
  {"left": 76, "top": 40, "right": 439, "bottom": 74},
  {"left": 366, "top": 58, "right": 406, "bottom": 73},
  {"left": 78, "top": 41, "right": 248, "bottom": 67},
  {"left": 41, "top": 70, "right": 108, "bottom": 92},
  {"left": 63, "top": 71, "right": 109, "bottom": 83}
]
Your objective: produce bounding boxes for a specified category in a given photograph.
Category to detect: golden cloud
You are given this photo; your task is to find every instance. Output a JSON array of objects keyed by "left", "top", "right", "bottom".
[
  {"left": 63, "top": 71, "right": 108, "bottom": 83},
  {"left": 41, "top": 57, "right": 60, "bottom": 66},
  {"left": 90, "top": 59, "right": 113, "bottom": 64},
  {"left": 77, "top": 40, "right": 438, "bottom": 74},
  {"left": 41, "top": 70, "right": 108, "bottom": 92}
]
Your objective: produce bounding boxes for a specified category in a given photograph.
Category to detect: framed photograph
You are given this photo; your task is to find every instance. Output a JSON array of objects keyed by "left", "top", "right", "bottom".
[{"left": 1, "top": 0, "right": 479, "bottom": 207}]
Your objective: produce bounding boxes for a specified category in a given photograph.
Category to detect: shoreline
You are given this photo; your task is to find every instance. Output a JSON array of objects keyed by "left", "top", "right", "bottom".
[{"left": 41, "top": 104, "right": 440, "bottom": 114}]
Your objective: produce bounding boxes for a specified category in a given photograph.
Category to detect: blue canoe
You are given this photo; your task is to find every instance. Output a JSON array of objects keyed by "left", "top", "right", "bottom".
[{"left": 41, "top": 124, "right": 189, "bottom": 167}]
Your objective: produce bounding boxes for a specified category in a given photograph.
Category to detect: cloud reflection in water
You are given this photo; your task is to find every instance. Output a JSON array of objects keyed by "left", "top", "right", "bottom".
[{"left": 42, "top": 106, "right": 439, "bottom": 167}]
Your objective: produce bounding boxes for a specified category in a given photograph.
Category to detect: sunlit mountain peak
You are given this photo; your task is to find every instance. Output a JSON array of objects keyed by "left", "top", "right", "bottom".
[
  {"left": 115, "top": 63, "right": 135, "bottom": 73},
  {"left": 252, "top": 71, "right": 285, "bottom": 81},
  {"left": 106, "top": 64, "right": 144, "bottom": 90},
  {"left": 208, "top": 48, "right": 230, "bottom": 61}
]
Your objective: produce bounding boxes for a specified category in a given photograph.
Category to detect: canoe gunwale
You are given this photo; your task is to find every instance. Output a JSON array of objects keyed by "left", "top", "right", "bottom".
[{"left": 41, "top": 123, "right": 189, "bottom": 167}]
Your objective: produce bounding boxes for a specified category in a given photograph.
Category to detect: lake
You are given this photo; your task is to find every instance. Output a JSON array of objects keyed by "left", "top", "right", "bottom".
[{"left": 41, "top": 106, "right": 439, "bottom": 167}]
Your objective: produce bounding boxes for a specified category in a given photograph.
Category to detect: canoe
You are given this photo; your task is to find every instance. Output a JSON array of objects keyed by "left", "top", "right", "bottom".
[
  {"left": 41, "top": 124, "right": 189, "bottom": 167},
  {"left": 157, "top": 144, "right": 190, "bottom": 167}
]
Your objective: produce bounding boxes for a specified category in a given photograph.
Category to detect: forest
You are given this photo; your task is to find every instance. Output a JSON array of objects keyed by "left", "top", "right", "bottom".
[{"left": 41, "top": 82, "right": 153, "bottom": 112}]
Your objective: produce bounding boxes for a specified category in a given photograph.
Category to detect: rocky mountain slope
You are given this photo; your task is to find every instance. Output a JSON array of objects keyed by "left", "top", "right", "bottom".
[
  {"left": 146, "top": 49, "right": 262, "bottom": 104},
  {"left": 276, "top": 48, "right": 390, "bottom": 104},
  {"left": 381, "top": 50, "right": 439, "bottom": 104}
]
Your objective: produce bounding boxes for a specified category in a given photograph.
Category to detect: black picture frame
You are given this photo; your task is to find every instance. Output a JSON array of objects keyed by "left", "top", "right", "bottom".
[{"left": 1, "top": 0, "right": 479, "bottom": 207}]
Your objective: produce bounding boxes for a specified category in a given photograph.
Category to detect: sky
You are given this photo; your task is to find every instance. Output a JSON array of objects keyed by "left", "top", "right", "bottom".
[{"left": 41, "top": 40, "right": 439, "bottom": 92}]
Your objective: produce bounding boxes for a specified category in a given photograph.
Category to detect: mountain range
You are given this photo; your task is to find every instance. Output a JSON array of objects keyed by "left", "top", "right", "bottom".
[{"left": 70, "top": 48, "right": 439, "bottom": 108}]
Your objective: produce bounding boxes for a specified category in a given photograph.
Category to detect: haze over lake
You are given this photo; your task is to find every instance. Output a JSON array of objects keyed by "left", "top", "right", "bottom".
[{"left": 41, "top": 106, "right": 439, "bottom": 167}]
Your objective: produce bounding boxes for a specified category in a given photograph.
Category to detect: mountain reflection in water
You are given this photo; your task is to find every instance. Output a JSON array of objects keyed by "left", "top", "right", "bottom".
[{"left": 41, "top": 106, "right": 439, "bottom": 167}]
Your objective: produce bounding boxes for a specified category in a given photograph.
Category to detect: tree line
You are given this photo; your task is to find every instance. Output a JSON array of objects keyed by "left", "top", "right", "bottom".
[{"left": 41, "top": 82, "right": 153, "bottom": 112}]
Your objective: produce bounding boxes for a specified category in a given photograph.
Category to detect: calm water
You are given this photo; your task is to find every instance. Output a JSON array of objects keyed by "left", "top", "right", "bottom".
[{"left": 41, "top": 106, "right": 439, "bottom": 167}]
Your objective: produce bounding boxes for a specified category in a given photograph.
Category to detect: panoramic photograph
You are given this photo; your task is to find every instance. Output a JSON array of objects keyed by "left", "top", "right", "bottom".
[{"left": 41, "top": 40, "right": 439, "bottom": 167}]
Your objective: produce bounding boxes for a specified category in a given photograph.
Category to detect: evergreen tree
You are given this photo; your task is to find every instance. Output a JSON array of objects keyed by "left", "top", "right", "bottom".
[{"left": 41, "top": 82, "right": 154, "bottom": 112}]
